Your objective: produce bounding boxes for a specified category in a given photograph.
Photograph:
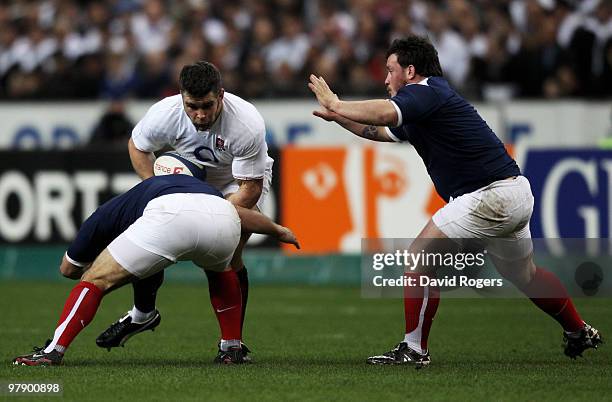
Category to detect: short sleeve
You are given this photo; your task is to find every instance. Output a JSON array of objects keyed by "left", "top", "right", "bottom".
[
  {"left": 390, "top": 83, "right": 441, "bottom": 123},
  {"left": 232, "top": 121, "right": 268, "bottom": 180},
  {"left": 386, "top": 125, "right": 415, "bottom": 142},
  {"left": 66, "top": 209, "right": 111, "bottom": 265},
  {"left": 385, "top": 126, "right": 404, "bottom": 142},
  {"left": 131, "top": 106, "right": 173, "bottom": 152},
  {"left": 64, "top": 252, "right": 88, "bottom": 267},
  {"left": 232, "top": 136, "right": 267, "bottom": 180}
]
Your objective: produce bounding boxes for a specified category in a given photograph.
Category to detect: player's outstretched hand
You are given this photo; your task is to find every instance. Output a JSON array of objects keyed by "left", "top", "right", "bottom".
[
  {"left": 308, "top": 74, "right": 339, "bottom": 110},
  {"left": 313, "top": 107, "right": 341, "bottom": 122},
  {"left": 276, "top": 225, "right": 300, "bottom": 249}
]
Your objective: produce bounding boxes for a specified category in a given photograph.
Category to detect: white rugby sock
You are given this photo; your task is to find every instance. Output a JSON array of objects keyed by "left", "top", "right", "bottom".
[
  {"left": 130, "top": 306, "right": 155, "bottom": 324},
  {"left": 403, "top": 333, "right": 425, "bottom": 355}
]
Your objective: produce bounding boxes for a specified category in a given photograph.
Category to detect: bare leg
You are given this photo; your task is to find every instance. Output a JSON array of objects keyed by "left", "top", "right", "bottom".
[{"left": 46, "top": 250, "right": 134, "bottom": 356}]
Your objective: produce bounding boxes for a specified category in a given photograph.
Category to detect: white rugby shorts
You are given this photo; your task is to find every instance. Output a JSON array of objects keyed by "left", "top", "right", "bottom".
[
  {"left": 432, "top": 176, "right": 534, "bottom": 260},
  {"left": 107, "top": 193, "right": 241, "bottom": 278}
]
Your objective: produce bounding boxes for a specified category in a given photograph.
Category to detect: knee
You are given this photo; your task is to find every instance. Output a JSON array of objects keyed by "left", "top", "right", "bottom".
[
  {"left": 59, "top": 264, "right": 74, "bottom": 279},
  {"left": 229, "top": 258, "right": 244, "bottom": 271},
  {"left": 497, "top": 258, "right": 536, "bottom": 288},
  {"left": 81, "top": 272, "right": 111, "bottom": 293},
  {"left": 59, "top": 262, "right": 82, "bottom": 280},
  {"left": 229, "top": 249, "right": 245, "bottom": 270}
]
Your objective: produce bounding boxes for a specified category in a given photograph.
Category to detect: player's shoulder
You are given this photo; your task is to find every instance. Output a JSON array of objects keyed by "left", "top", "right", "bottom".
[
  {"left": 140, "top": 94, "right": 183, "bottom": 129},
  {"left": 425, "top": 76, "right": 454, "bottom": 94},
  {"left": 148, "top": 94, "right": 183, "bottom": 114},
  {"left": 223, "top": 91, "right": 258, "bottom": 111},
  {"left": 398, "top": 77, "right": 445, "bottom": 93},
  {"left": 395, "top": 77, "right": 454, "bottom": 104},
  {"left": 222, "top": 92, "right": 265, "bottom": 134}
]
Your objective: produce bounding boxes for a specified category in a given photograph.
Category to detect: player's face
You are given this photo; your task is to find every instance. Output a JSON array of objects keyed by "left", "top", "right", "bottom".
[
  {"left": 182, "top": 89, "right": 224, "bottom": 131},
  {"left": 385, "top": 54, "right": 409, "bottom": 97}
]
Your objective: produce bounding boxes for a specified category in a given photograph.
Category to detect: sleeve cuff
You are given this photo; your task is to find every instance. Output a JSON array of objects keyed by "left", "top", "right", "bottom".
[
  {"left": 131, "top": 124, "right": 158, "bottom": 152},
  {"left": 389, "top": 99, "right": 403, "bottom": 127},
  {"left": 385, "top": 127, "right": 402, "bottom": 142},
  {"left": 131, "top": 134, "right": 151, "bottom": 152},
  {"left": 65, "top": 252, "right": 89, "bottom": 268}
]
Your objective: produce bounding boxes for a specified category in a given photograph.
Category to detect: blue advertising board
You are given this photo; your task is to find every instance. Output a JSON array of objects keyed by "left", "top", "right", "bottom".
[{"left": 524, "top": 150, "right": 611, "bottom": 239}]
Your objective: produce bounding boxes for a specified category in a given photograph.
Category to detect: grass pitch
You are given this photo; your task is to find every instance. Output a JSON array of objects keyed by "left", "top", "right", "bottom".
[{"left": 0, "top": 281, "right": 609, "bottom": 401}]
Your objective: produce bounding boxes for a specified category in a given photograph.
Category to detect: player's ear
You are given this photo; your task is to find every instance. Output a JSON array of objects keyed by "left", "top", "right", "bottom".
[
  {"left": 218, "top": 88, "right": 225, "bottom": 101},
  {"left": 405, "top": 65, "right": 416, "bottom": 81}
]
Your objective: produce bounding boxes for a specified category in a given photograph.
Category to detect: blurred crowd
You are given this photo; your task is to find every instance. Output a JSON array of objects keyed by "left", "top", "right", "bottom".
[{"left": 0, "top": 0, "right": 610, "bottom": 102}]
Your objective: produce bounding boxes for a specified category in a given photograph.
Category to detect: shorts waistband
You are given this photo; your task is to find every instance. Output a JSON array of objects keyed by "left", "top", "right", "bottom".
[{"left": 449, "top": 175, "right": 521, "bottom": 202}]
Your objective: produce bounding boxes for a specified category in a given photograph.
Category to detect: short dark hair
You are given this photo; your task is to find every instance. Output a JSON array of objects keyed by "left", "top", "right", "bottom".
[
  {"left": 386, "top": 36, "right": 443, "bottom": 77},
  {"left": 179, "top": 61, "right": 222, "bottom": 97}
]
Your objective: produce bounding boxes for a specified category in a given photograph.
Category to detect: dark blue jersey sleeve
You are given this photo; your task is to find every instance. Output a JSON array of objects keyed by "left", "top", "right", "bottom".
[
  {"left": 66, "top": 207, "right": 115, "bottom": 265},
  {"left": 391, "top": 84, "right": 442, "bottom": 122},
  {"left": 388, "top": 124, "right": 412, "bottom": 142}
]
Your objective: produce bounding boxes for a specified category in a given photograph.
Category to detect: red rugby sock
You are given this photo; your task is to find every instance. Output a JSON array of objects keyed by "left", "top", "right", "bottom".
[
  {"left": 206, "top": 270, "right": 242, "bottom": 341},
  {"left": 44, "top": 281, "right": 104, "bottom": 353},
  {"left": 518, "top": 267, "right": 584, "bottom": 332},
  {"left": 403, "top": 272, "right": 440, "bottom": 353}
]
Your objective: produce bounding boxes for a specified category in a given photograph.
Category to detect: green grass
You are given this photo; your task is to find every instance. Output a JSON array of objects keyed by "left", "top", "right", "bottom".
[{"left": 0, "top": 281, "right": 610, "bottom": 401}]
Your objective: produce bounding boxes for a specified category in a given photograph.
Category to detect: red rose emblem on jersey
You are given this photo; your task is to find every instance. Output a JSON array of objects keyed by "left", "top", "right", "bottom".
[{"left": 215, "top": 137, "right": 226, "bottom": 151}]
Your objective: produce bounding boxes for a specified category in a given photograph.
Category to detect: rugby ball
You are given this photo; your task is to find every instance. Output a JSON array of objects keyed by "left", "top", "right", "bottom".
[{"left": 154, "top": 152, "right": 207, "bottom": 181}]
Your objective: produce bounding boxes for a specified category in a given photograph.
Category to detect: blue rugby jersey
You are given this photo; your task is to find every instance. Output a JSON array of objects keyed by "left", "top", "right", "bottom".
[
  {"left": 67, "top": 175, "right": 223, "bottom": 264},
  {"left": 387, "top": 76, "right": 520, "bottom": 202}
]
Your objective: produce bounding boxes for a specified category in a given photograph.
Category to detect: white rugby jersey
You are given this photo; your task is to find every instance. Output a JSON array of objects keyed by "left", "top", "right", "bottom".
[{"left": 132, "top": 92, "right": 271, "bottom": 190}]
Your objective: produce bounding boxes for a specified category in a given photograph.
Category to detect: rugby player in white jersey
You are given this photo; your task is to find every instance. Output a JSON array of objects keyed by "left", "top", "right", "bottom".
[{"left": 96, "top": 61, "right": 272, "bottom": 363}]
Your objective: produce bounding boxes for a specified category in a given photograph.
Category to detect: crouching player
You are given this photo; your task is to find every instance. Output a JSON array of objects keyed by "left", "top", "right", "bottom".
[{"left": 12, "top": 174, "right": 299, "bottom": 366}]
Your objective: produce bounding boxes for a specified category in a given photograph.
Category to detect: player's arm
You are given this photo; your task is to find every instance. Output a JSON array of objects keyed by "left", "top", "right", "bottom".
[
  {"left": 234, "top": 206, "right": 300, "bottom": 249},
  {"left": 59, "top": 254, "right": 91, "bottom": 280},
  {"left": 313, "top": 108, "right": 393, "bottom": 142},
  {"left": 226, "top": 179, "right": 263, "bottom": 209},
  {"left": 309, "top": 74, "right": 398, "bottom": 127},
  {"left": 128, "top": 138, "right": 155, "bottom": 179},
  {"left": 227, "top": 124, "right": 267, "bottom": 208}
]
